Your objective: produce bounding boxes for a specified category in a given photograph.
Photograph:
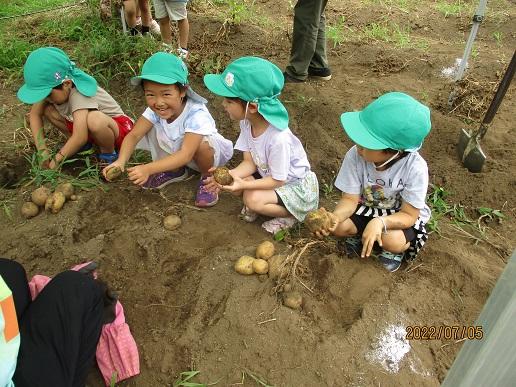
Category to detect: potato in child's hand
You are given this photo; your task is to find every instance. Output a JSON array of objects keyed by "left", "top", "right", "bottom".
[
  {"left": 234, "top": 255, "right": 255, "bottom": 275},
  {"left": 31, "top": 187, "right": 51, "bottom": 206},
  {"left": 213, "top": 167, "right": 233, "bottom": 186},
  {"left": 304, "top": 208, "right": 333, "bottom": 233},
  {"left": 21, "top": 202, "right": 39, "bottom": 219},
  {"left": 105, "top": 166, "right": 122, "bottom": 181},
  {"left": 256, "top": 241, "right": 275, "bottom": 260},
  {"left": 45, "top": 191, "right": 66, "bottom": 214},
  {"left": 55, "top": 182, "right": 74, "bottom": 199}
]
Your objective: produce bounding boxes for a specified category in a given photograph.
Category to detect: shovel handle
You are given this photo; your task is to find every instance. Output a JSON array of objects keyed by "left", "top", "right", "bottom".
[{"left": 481, "top": 50, "right": 516, "bottom": 129}]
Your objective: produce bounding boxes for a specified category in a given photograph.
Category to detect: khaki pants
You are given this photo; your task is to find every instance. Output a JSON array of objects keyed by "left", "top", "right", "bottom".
[{"left": 285, "top": 0, "right": 329, "bottom": 80}]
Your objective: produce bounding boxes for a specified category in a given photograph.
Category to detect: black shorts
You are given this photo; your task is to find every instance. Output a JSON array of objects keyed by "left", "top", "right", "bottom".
[
  {"left": 349, "top": 213, "right": 417, "bottom": 243},
  {"left": 252, "top": 171, "right": 285, "bottom": 207}
]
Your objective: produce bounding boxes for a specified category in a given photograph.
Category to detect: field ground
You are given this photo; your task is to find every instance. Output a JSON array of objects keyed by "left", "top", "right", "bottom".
[{"left": 0, "top": 0, "right": 515, "bottom": 386}]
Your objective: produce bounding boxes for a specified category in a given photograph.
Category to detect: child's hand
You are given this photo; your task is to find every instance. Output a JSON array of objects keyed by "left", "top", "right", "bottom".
[
  {"left": 361, "top": 218, "right": 384, "bottom": 258},
  {"left": 102, "top": 161, "right": 125, "bottom": 181},
  {"left": 313, "top": 209, "right": 338, "bottom": 238},
  {"left": 203, "top": 175, "right": 221, "bottom": 193},
  {"left": 127, "top": 164, "right": 150, "bottom": 186},
  {"left": 220, "top": 173, "right": 244, "bottom": 192}
]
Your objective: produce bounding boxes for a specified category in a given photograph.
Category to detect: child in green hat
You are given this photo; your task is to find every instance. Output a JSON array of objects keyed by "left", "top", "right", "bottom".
[
  {"left": 17, "top": 47, "right": 134, "bottom": 169},
  {"left": 103, "top": 52, "right": 233, "bottom": 207},
  {"left": 313, "top": 92, "right": 432, "bottom": 272},
  {"left": 203, "top": 56, "right": 319, "bottom": 233}
]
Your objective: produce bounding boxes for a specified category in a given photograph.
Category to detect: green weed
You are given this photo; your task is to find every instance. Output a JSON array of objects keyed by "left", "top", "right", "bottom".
[
  {"left": 363, "top": 22, "right": 414, "bottom": 48},
  {"left": 172, "top": 370, "right": 220, "bottom": 387},
  {"left": 365, "top": 0, "right": 416, "bottom": 13},
  {"left": 0, "top": 197, "right": 15, "bottom": 220},
  {"left": 327, "top": 16, "right": 352, "bottom": 48},
  {"left": 242, "top": 368, "right": 273, "bottom": 387},
  {"left": 435, "top": 0, "right": 466, "bottom": 17},
  {"left": 25, "top": 149, "right": 104, "bottom": 190},
  {"left": 0, "top": 0, "right": 73, "bottom": 18},
  {"left": 492, "top": 31, "right": 503, "bottom": 46}
]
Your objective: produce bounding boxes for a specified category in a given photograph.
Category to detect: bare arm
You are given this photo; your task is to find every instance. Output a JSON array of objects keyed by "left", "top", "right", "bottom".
[
  {"left": 116, "top": 115, "right": 154, "bottom": 167},
  {"left": 230, "top": 151, "right": 257, "bottom": 178},
  {"left": 54, "top": 108, "right": 89, "bottom": 163},
  {"left": 28, "top": 102, "right": 48, "bottom": 152},
  {"left": 145, "top": 132, "right": 202, "bottom": 175}
]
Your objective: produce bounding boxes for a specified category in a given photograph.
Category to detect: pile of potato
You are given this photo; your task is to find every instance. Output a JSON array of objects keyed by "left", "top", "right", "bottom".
[
  {"left": 21, "top": 183, "right": 77, "bottom": 219},
  {"left": 234, "top": 241, "right": 303, "bottom": 310}
]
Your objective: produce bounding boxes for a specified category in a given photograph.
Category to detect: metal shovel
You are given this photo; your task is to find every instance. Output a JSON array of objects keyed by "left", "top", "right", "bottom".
[
  {"left": 457, "top": 50, "right": 516, "bottom": 173},
  {"left": 448, "top": 0, "right": 488, "bottom": 107}
]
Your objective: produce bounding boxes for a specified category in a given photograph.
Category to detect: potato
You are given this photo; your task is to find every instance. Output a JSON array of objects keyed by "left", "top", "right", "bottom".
[
  {"left": 31, "top": 187, "right": 51, "bottom": 206},
  {"left": 252, "top": 258, "right": 269, "bottom": 274},
  {"left": 106, "top": 166, "right": 122, "bottom": 181},
  {"left": 304, "top": 208, "right": 333, "bottom": 232},
  {"left": 70, "top": 195, "right": 78, "bottom": 201},
  {"left": 21, "top": 202, "right": 39, "bottom": 219},
  {"left": 234, "top": 255, "right": 255, "bottom": 275},
  {"left": 256, "top": 241, "right": 275, "bottom": 260},
  {"left": 163, "top": 214, "right": 181, "bottom": 230},
  {"left": 213, "top": 167, "right": 233, "bottom": 186},
  {"left": 45, "top": 191, "right": 66, "bottom": 214},
  {"left": 55, "top": 182, "right": 74, "bottom": 199},
  {"left": 282, "top": 291, "right": 303, "bottom": 310},
  {"left": 268, "top": 254, "right": 287, "bottom": 279}
]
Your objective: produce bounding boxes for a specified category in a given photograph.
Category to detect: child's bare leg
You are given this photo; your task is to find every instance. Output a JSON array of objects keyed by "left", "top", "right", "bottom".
[
  {"left": 86, "top": 111, "right": 119, "bottom": 153},
  {"left": 159, "top": 16, "right": 172, "bottom": 44},
  {"left": 43, "top": 105, "right": 70, "bottom": 135},
  {"left": 332, "top": 218, "right": 358, "bottom": 237},
  {"left": 177, "top": 18, "right": 189, "bottom": 49},
  {"left": 380, "top": 231, "right": 410, "bottom": 254},
  {"left": 243, "top": 189, "right": 290, "bottom": 218},
  {"left": 192, "top": 140, "right": 215, "bottom": 176},
  {"left": 123, "top": 0, "right": 137, "bottom": 28}
]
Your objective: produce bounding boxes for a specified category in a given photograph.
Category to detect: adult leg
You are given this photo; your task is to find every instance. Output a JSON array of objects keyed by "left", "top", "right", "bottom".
[
  {"left": 309, "top": 0, "right": 329, "bottom": 70},
  {"left": 138, "top": 0, "right": 151, "bottom": 32},
  {"left": 0, "top": 258, "right": 30, "bottom": 321},
  {"left": 159, "top": 16, "right": 172, "bottom": 44},
  {"left": 285, "top": 0, "right": 326, "bottom": 80},
  {"left": 177, "top": 18, "right": 189, "bottom": 49},
  {"left": 13, "top": 271, "right": 104, "bottom": 387}
]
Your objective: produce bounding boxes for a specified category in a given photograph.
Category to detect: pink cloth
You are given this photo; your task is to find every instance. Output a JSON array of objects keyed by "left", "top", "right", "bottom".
[
  {"left": 27, "top": 263, "right": 140, "bottom": 386},
  {"left": 96, "top": 302, "right": 140, "bottom": 385}
]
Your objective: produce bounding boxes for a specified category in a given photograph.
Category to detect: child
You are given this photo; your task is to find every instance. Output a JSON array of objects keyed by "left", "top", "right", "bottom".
[
  {"left": 102, "top": 52, "right": 233, "bottom": 207},
  {"left": 314, "top": 92, "right": 431, "bottom": 272},
  {"left": 203, "top": 56, "right": 319, "bottom": 234},
  {"left": 17, "top": 47, "right": 133, "bottom": 169},
  {"left": 152, "top": 0, "right": 189, "bottom": 58}
]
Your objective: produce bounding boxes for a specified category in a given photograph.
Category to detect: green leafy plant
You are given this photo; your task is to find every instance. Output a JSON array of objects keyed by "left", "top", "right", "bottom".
[
  {"left": 173, "top": 370, "right": 206, "bottom": 387},
  {"left": 435, "top": 0, "right": 466, "bottom": 17},
  {"left": 492, "top": 31, "right": 503, "bottom": 46}
]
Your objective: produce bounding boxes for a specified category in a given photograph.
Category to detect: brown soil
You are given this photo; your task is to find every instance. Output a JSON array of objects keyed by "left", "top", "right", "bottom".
[{"left": 1, "top": 0, "right": 515, "bottom": 386}]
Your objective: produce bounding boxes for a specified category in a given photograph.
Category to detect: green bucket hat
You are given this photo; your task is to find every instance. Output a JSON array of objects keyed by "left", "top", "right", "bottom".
[
  {"left": 340, "top": 92, "right": 431, "bottom": 151},
  {"left": 131, "top": 52, "right": 206, "bottom": 103},
  {"left": 203, "top": 56, "right": 289, "bottom": 130},
  {"left": 17, "top": 47, "right": 97, "bottom": 104}
]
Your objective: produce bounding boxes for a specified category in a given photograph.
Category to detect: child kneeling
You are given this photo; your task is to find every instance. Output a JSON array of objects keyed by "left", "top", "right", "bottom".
[
  {"left": 315, "top": 92, "right": 432, "bottom": 272},
  {"left": 204, "top": 57, "right": 319, "bottom": 234},
  {"left": 103, "top": 52, "right": 233, "bottom": 208}
]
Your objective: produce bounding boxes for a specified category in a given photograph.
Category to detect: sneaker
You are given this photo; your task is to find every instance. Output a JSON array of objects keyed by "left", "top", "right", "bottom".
[
  {"left": 262, "top": 217, "right": 297, "bottom": 234},
  {"left": 240, "top": 205, "right": 258, "bottom": 222},
  {"left": 97, "top": 151, "right": 118, "bottom": 165},
  {"left": 143, "top": 168, "right": 188, "bottom": 189},
  {"left": 177, "top": 48, "right": 189, "bottom": 60},
  {"left": 283, "top": 71, "right": 305, "bottom": 83},
  {"left": 379, "top": 250, "right": 403, "bottom": 272},
  {"left": 195, "top": 178, "right": 219, "bottom": 207},
  {"left": 150, "top": 19, "right": 161, "bottom": 36},
  {"left": 308, "top": 66, "right": 332, "bottom": 81},
  {"left": 338, "top": 236, "right": 362, "bottom": 258}
]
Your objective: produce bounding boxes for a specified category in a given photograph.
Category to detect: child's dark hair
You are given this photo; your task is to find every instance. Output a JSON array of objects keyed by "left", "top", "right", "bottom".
[{"left": 226, "top": 96, "right": 247, "bottom": 105}]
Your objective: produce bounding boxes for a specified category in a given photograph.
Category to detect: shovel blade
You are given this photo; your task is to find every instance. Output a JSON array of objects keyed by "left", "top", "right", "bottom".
[{"left": 458, "top": 128, "right": 486, "bottom": 172}]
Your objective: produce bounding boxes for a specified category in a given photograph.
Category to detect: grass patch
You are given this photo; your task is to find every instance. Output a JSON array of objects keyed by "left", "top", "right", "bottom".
[
  {"left": 365, "top": 0, "right": 416, "bottom": 12},
  {"left": 0, "top": 0, "right": 74, "bottom": 18},
  {"left": 327, "top": 16, "right": 354, "bottom": 48},
  {"left": 435, "top": 0, "right": 468, "bottom": 18}
]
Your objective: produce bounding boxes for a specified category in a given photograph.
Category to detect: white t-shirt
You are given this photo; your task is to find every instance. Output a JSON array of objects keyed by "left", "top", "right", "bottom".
[
  {"left": 142, "top": 99, "right": 224, "bottom": 155},
  {"left": 334, "top": 146, "right": 431, "bottom": 223},
  {"left": 234, "top": 120, "right": 310, "bottom": 183}
]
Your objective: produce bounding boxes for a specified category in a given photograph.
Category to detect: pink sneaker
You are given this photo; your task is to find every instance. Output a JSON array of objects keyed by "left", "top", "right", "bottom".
[
  {"left": 143, "top": 168, "right": 188, "bottom": 189},
  {"left": 195, "top": 178, "right": 218, "bottom": 207}
]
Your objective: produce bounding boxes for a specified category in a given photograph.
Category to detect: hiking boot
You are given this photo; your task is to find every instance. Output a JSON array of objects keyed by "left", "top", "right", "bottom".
[
  {"left": 283, "top": 71, "right": 305, "bottom": 83},
  {"left": 379, "top": 250, "right": 403, "bottom": 272},
  {"left": 308, "top": 66, "right": 332, "bottom": 81},
  {"left": 195, "top": 178, "right": 218, "bottom": 207},
  {"left": 143, "top": 168, "right": 188, "bottom": 189}
]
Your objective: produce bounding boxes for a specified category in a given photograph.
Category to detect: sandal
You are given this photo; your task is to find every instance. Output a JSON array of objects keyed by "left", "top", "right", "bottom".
[{"left": 240, "top": 205, "right": 258, "bottom": 222}]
